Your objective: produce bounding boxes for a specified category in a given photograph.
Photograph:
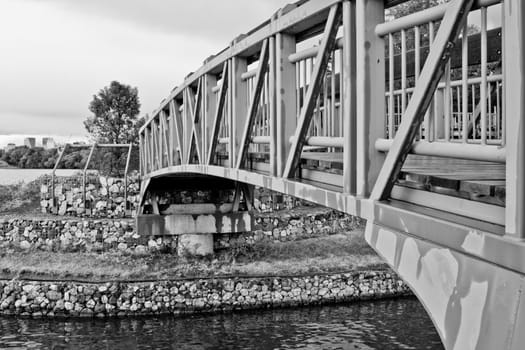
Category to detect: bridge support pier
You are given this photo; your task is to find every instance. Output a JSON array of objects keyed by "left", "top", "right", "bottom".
[{"left": 137, "top": 176, "right": 253, "bottom": 256}]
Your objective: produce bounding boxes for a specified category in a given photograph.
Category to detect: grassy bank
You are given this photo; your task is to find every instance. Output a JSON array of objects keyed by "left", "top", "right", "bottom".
[{"left": 0, "top": 230, "right": 385, "bottom": 281}]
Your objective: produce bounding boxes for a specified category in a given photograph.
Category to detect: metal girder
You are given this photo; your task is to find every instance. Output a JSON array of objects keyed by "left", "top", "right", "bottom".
[
  {"left": 207, "top": 62, "right": 230, "bottom": 165},
  {"left": 139, "top": 133, "right": 144, "bottom": 175},
  {"left": 203, "top": 74, "right": 218, "bottom": 164},
  {"left": 342, "top": 0, "right": 356, "bottom": 194},
  {"left": 369, "top": 0, "right": 474, "bottom": 201},
  {"left": 186, "top": 78, "right": 203, "bottom": 164},
  {"left": 156, "top": 117, "right": 163, "bottom": 168},
  {"left": 275, "top": 33, "right": 297, "bottom": 178},
  {"left": 169, "top": 99, "right": 184, "bottom": 165},
  {"left": 151, "top": 119, "right": 159, "bottom": 170},
  {"left": 283, "top": 4, "right": 342, "bottom": 179},
  {"left": 504, "top": 0, "right": 525, "bottom": 239},
  {"left": 236, "top": 39, "right": 269, "bottom": 169},
  {"left": 160, "top": 111, "right": 171, "bottom": 167}
]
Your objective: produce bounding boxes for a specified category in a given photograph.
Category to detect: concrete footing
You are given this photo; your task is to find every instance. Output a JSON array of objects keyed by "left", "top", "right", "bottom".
[{"left": 137, "top": 210, "right": 253, "bottom": 257}]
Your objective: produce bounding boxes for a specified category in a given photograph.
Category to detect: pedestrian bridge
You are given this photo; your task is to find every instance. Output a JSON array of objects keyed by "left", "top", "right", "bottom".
[{"left": 138, "top": 0, "right": 525, "bottom": 348}]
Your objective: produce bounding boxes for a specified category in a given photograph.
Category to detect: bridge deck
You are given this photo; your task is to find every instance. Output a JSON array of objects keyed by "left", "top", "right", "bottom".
[{"left": 246, "top": 152, "right": 506, "bottom": 206}]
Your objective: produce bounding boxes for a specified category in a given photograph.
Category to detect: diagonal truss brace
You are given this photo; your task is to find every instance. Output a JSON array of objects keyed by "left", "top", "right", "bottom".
[
  {"left": 169, "top": 99, "right": 184, "bottom": 165},
  {"left": 185, "top": 78, "right": 203, "bottom": 164},
  {"left": 283, "top": 4, "right": 342, "bottom": 178},
  {"left": 370, "top": 0, "right": 474, "bottom": 201},
  {"left": 236, "top": 39, "right": 269, "bottom": 169},
  {"left": 207, "top": 62, "right": 230, "bottom": 165},
  {"left": 159, "top": 110, "right": 171, "bottom": 166}
]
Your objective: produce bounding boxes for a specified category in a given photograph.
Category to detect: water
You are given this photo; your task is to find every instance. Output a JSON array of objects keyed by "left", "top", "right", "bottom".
[
  {"left": 0, "top": 169, "right": 79, "bottom": 185},
  {"left": 0, "top": 298, "right": 443, "bottom": 349}
]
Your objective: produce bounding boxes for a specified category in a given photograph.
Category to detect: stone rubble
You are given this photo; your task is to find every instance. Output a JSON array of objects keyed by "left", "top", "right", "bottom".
[
  {"left": 0, "top": 272, "right": 411, "bottom": 318},
  {"left": 0, "top": 207, "right": 360, "bottom": 254},
  {"left": 40, "top": 171, "right": 140, "bottom": 218}
]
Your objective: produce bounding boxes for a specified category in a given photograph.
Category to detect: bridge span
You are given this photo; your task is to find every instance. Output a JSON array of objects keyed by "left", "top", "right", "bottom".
[{"left": 138, "top": 0, "right": 525, "bottom": 348}]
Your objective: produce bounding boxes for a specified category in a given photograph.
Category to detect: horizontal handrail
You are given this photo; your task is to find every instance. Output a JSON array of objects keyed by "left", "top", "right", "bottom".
[
  {"left": 385, "top": 74, "right": 503, "bottom": 96},
  {"left": 251, "top": 135, "right": 343, "bottom": 148},
  {"left": 376, "top": 0, "right": 501, "bottom": 36},
  {"left": 375, "top": 138, "right": 505, "bottom": 163},
  {"left": 288, "top": 37, "right": 344, "bottom": 63},
  {"left": 241, "top": 69, "right": 257, "bottom": 81}
]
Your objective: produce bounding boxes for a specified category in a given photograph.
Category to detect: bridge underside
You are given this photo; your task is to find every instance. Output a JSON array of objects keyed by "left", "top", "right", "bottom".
[
  {"left": 138, "top": 174, "right": 254, "bottom": 256},
  {"left": 367, "top": 222, "right": 525, "bottom": 350},
  {"left": 140, "top": 167, "right": 525, "bottom": 349}
]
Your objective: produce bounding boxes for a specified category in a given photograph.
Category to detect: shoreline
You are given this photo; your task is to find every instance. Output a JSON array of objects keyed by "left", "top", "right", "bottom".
[{"left": 0, "top": 270, "right": 411, "bottom": 319}]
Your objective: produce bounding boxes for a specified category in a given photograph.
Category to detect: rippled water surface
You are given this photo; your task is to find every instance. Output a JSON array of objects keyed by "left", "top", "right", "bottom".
[{"left": 0, "top": 297, "right": 443, "bottom": 349}]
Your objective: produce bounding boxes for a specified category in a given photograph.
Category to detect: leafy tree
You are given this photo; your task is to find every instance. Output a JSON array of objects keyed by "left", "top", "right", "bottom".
[{"left": 84, "top": 81, "right": 144, "bottom": 146}]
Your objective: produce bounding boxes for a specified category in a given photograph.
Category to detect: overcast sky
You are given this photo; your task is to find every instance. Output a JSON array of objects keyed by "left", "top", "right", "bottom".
[{"left": 0, "top": 0, "right": 291, "bottom": 141}]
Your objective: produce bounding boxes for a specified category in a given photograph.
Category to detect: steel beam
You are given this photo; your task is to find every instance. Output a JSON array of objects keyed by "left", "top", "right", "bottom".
[
  {"left": 370, "top": 0, "right": 474, "bottom": 201},
  {"left": 160, "top": 111, "right": 171, "bottom": 167},
  {"left": 283, "top": 4, "right": 342, "bottom": 178},
  {"left": 355, "top": 0, "right": 386, "bottom": 197},
  {"left": 186, "top": 78, "right": 203, "bottom": 164},
  {"left": 203, "top": 74, "right": 218, "bottom": 164},
  {"left": 169, "top": 100, "right": 184, "bottom": 165},
  {"left": 268, "top": 35, "right": 277, "bottom": 177},
  {"left": 236, "top": 39, "right": 269, "bottom": 169},
  {"left": 504, "top": 0, "right": 525, "bottom": 239},
  {"left": 342, "top": 0, "right": 356, "bottom": 194},
  {"left": 230, "top": 56, "right": 248, "bottom": 168},
  {"left": 207, "top": 63, "right": 230, "bottom": 165},
  {"left": 276, "top": 32, "right": 297, "bottom": 177}
]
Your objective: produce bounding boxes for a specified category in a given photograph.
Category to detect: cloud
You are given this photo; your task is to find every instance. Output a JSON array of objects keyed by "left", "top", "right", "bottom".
[
  {"left": 26, "top": 0, "right": 291, "bottom": 41},
  {"left": 0, "top": 0, "right": 292, "bottom": 135}
]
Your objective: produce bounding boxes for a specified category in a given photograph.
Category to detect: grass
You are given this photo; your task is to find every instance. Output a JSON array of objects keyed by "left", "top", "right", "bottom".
[
  {"left": 0, "top": 230, "right": 387, "bottom": 281},
  {"left": 0, "top": 178, "right": 41, "bottom": 214}
]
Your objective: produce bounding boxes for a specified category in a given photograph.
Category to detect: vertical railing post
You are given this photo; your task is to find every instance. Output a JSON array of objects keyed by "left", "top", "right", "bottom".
[
  {"left": 204, "top": 73, "right": 218, "bottom": 164},
  {"left": 503, "top": 0, "right": 525, "bottom": 239},
  {"left": 183, "top": 89, "right": 193, "bottom": 164},
  {"left": 355, "top": 0, "right": 385, "bottom": 197},
  {"left": 275, "top": 32, "right": 297, "bottom": 177},
  {"left": 268, "top": 33, "right": 277, "bottom": 177},
  {"left": 343, "top": 0, "right": 356, "bottom": 194},
  {"left": 156, "top": 117, "right": 162, "bottom": 169},
  {"left": 230, "top": 55, "right": 248, "bottom": 168},
  {"left": 139, "top": 132, "right": 143, "bottom": 177}
]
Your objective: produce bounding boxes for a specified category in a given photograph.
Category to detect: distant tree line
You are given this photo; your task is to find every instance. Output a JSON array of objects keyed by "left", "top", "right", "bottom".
[
  {"left": 1, "top": 145, "right": 139, "bottom": 175},
  {"left": 1, "top": 146, "right": 58, "bottom": 169}
]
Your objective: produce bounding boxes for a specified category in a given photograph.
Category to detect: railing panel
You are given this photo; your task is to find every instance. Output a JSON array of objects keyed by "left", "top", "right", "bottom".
[
  {"left": 382, "top": 1, "right": 503, "bottom": 151},
  {"left": 137, "top": 0, "right": 518, "bottom": 231}
]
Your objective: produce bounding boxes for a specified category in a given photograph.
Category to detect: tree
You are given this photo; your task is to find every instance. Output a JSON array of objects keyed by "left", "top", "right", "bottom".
[{"left": 84, "top": 81, "right": 144, "bottom": 145}]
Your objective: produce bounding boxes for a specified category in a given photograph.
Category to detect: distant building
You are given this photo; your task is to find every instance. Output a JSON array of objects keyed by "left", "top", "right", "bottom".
[
  {"left": 5, "top": 143, "right": 16, "bottom": 152},
  {"left": 72, "top": 141, "right": 87, "bottom": 146},
  {"left": 42, "top": 137, "right": 56, "bottom": 149},
  {"left": 24, "top": 137, "right": 36, "bottom": 148}
]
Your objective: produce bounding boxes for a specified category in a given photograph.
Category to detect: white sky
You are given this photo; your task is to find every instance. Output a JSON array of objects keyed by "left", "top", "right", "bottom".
[{"left": 0, "top": 0, "right": 291, "bottom": 141}]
